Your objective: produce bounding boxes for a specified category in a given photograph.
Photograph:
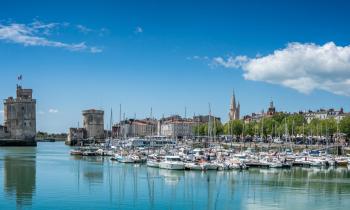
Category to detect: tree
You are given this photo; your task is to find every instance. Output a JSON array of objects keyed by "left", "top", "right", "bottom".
[
  {"left": 213, "top": 119, "right": 224, "bottom": 136},
  {"left": 243, "top": 121, "right": 255, "bottom": 136},
  {"left": 320, "top": 118, "right": 337, "bottom": 136},
  {"left": 340, "top": 116, "right": 350, "bottom": 138},
  {"left": 260, "top": 117, "right": 276, "bottom": 137},
  {"left": 193, "top": 124, "right": 207, "bottom": 136},
  {"left": 272, "top": 112, "right": 288, "bottom": 124},
  {"left": 224, "top": 120, "right": 243, "bottom": 136}
]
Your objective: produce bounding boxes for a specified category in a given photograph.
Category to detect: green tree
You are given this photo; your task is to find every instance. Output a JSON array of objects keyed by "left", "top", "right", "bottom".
[
  {"left": 320, "top": 118, "right": 337, "bottom": 136},
  {"left": 213, "top": 120, "right": 224, "bottom": 135},
  {"left": 243, "top": 121, "right": 256, "bottom": 136},
  {"left": 224, "top": 120, "right": 243, "bottom": 135},
  {"left": 272, "top": 112, "right": 288, "bottom": 124},
  {"left": 193, "top": 124, "right": 207, "bottom": 136},
  {"left": 340, "top": 116, "right": 350, "bottom": 138},
  {"left": 260, "top": 117, "right": 276, "bottom": 137}
]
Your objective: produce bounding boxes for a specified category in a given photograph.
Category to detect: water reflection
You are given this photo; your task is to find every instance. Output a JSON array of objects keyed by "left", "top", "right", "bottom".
[
  {"left": 1, "top": 142, "right": 350, "bottom": 210},
  {"left": 3, "top": 149, "right": 36, "bottom": 208},
  {"left": 73, "top": 158, "right": 350, "bottom": 210}
]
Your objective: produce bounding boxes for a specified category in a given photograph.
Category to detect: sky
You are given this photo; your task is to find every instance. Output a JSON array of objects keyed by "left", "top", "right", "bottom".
[{"left": 0, "top": 0, "right": 350, "bottom": 133}]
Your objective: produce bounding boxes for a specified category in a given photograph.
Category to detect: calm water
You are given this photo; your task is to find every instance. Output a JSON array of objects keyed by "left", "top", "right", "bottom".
[{"left": 1, "top": 142, "right": 350, "bottom": 210}]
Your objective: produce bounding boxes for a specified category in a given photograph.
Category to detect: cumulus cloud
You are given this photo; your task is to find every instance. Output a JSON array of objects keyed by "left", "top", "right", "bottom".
[
  {"left": 48, "top": 109, "right": 59, "bottom": 113},
  {"left": 212, "top": 42, "right": 350, "bottom": 96},
  {"left": 0, "top": 20, "right": 102, "bottom": 53}
]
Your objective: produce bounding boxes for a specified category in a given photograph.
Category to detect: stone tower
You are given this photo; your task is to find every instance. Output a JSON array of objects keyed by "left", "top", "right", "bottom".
[
  {"left": 267, "top": 100, "right": 276, "bottom": 116},
  {"left": 228, "top": 90, "right": 240, "bottom": 121},
  {"left": 3, "top": 85, "right": 36, "bottom": 144},
  {"left": 82, "top": 109, "right": 105, "bottom": 140}
]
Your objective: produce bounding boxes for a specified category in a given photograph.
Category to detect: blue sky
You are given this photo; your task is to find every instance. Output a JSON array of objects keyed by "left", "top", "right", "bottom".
[{"left": 0, "top": 0, "right": 350, "bottom": 133}]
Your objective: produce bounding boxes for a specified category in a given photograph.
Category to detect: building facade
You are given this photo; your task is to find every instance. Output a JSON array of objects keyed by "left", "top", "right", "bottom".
[
  {"left": 160, "top": 121, "right": 195, "bottom": 139},
  {"left": 303, "top": 108, "right": 347, "bottom": 123},
  {"left": 112, "top": 118, "right": 157, "bottom": 138},
  {"left": 193, "top": 115, "right": 221, "bottom": 124}
]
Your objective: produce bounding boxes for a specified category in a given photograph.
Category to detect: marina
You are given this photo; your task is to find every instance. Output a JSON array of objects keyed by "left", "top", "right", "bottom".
[
  {"left": 69, "top": 137, "right": 350, "bottom": 172},
  {"left": 1, "top": 142, "right": 350, "bottom": 210},
  {"left": 1, "top": 1, "right": 350, "bottom": 209}
]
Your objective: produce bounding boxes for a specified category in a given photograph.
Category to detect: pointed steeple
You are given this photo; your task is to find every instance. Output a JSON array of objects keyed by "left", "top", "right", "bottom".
[
  {"left": 230, "top": 89, "right": 236, "bottom": 109},
  {"left": 229, "top": 89, "right": 239, "bottom": 121}
]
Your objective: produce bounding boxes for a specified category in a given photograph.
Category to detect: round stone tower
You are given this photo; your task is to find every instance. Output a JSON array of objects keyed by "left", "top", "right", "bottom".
[{"left": 82, "top": 109, "right": 104, "bottom": 140}]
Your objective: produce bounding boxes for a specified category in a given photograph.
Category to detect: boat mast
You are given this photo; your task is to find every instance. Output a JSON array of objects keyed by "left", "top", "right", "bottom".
[{"left": 208, "top": 103, "right": 212, "bottom": 145}]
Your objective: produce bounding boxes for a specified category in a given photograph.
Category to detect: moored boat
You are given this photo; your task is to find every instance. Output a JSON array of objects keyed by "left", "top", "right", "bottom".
[
  {"left": 159, "top": 156, "right": 184, "bottom": 170},
  {"left": 70, "top": 149, "right": 82, "bottom": 155},
  {"left": 185, "top": 162, "right": 204, "bottom": 170}
]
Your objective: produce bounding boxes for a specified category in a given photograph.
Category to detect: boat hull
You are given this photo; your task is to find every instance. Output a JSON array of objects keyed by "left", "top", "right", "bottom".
[
  {"left": 159, "top": 162, "right": 184, "bottom": 170},
  {"left": 147, "top": 160, "right": 160, "bottom": 168}
]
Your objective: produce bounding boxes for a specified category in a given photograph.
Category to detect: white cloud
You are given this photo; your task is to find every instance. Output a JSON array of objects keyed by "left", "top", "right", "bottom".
[
  {"left": 212, "top": 55, "right": 248, "bottom": 68},
  {"left": 48, "top": 109, "right": 58, "bottom": 113},
  {"left": 90, "top": 46, "right": 103, "bottom": 53},
  {"left": 38, "top": 110, "right": 45, "bottom": 115},
  {"left": 134, "top": 26, "right": 143, "bottom": 34},
  {"left": 0, "top": 20, "right": 102, "bottom": 53},
  {"left": 186, "top": 55, "right": 209, "bottom": 60},
  {"left": 0, "top": 110, "right": 3, "bottom": 114},
  {"left": 212, "top": 42, "right": 350, "bottom": 96},
  {"left": 76, "top": 24, "right": 92, "bottom": 33}
]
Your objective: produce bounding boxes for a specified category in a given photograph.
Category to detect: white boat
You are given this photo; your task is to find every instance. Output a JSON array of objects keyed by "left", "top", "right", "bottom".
[
  {"left": 216, "top": 162, "right": 229, "bottom": 170},
  {"left": 233, "top": 153, "right": 247, "bottom": 159},
  {"left": 113, "top": 154, "right": 135, "bottom": 163},
  {"left": 159, "top": 156, "right": 184, "bottom": 170},
  {"left": 269, "top": 161, "right": 283, "bottom": 168},
  {"left": 185, "top": 162, "right": 204, "bottom": 170},
  {"left": 273, "top": 138, "right": 283, "bottom": 144},
  {"left": 147, "top": 159, "right": 160, "bottom": 168},
  {"left": 259, "top": 157, "right": 283, "bottom": 168},
  {"left": 202, "top": 162, "right": 218, "bottom": 170},
  {"left": 70, "top": 149, "right": 82, "bottom": 155},
  {"left": 309, "top": 159, "right": 322, "bottom": 167},
  {"left": 227, "top": 159, "right": 247, "bottom": 169}
]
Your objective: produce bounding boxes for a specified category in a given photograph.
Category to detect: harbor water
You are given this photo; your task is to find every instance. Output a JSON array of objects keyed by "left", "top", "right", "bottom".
[{"left": 1, "top": 142, "right": 350, "bottom": 210}]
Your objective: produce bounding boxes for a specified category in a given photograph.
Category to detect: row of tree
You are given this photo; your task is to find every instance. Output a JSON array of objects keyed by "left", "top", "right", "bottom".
[
  {"left": 193, "top": 113, "right": 350, "bottom": 138},
  {"left": 36, "top": 131, "right": 67, "bottom": 140}
]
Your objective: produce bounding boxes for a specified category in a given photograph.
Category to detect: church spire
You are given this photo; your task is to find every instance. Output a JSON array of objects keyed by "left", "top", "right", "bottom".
[
  {"left": 229, "top": 89, "right": 240, "bottom": 121},
  {"left": 230, "top": 89, "right": 236, "bottom": 109}
]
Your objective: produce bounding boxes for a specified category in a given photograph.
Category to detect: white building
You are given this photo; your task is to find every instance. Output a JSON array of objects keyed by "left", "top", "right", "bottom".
[
  {"left": 303, "top": 108, "right": 348, "bottom": 123},
  {"left": 160, "top": 121, "right": 194, "bottom": 139}
]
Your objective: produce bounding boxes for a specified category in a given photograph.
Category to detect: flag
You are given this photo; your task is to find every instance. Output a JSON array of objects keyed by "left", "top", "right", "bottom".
[{"left": 17, "top": 75, "right": 22, "bottom": 80}]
